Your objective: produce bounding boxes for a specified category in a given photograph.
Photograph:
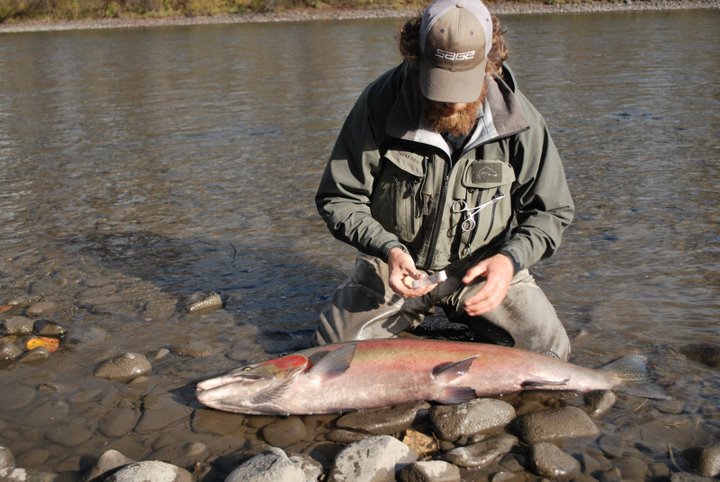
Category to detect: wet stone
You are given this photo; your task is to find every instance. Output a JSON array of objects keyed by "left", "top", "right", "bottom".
[
  {"left": 0, "top": 338, "right": 22, "bottom": 360},
  {"left": 679, "top": 343, "right": 720, "bottom": 368},
  {"left": 513, "top": 406, "right": 600, "bottom": 444},
  {"left": 0, "top": 384, "right": 36, "bottom": 410},
  {"left": 531, "top": 442, "right": 580, "bottom": 479},
  {"left": 134, "top": 392, "right": 192, "bottom": 434},
  {"left": 65, "top": 326, "right": 109, "bottom": 346},
  {"left": 261, "top": 417, "right": 307, "bottom": 447},
  {"left": 32, "top": 319, "right": 66, "bottom": 337},
  {"left": 328, "top": 435, "right": 418, "bottom": 482},
  {"left": 430, "top": 398, "right": 515, "bottom": 441},
  {"left": 0, "top": 444, "right": 15, "bottom": 470},
  {"left": 598, "top": 434, "right": 626, "bottom": 459},
  {"left": 326, "top": 428, "right": 368, "bottom": 444},
  {"left": 191, "top": 408, "right": 247, "bottom": 436},
  {"left": 170, "top": 342, "right": 212, "bottom": 358},
  {"left": 20, "top": 347, "right": 51, "bottom": 363},
  {"left": 398, "top": 460, "right": 461, "bottom": 482},
  {"left": 335, "top": 401, "right": 430, "bottom": 435},
  {"left": 698, "top": 445, "right": 720, "bottom": 478},
  {"left": 45, "top": 417, "right": 96, "bottom": 447},
  {"left": 1, "top": 316, "right": 34, "bottom": 335},
  {"left": 25, "top": 301, "right": 58, "bottom": 317},
  {"left": 444, "top": 433, "right": 517, "bottom": 469},
  {"left": 94, "top": 352, "right": 152, "bottom": 382},
  {"left": 0, "top": 467, "right": 58, "bottom": 482},
  {"left": 105, "top": 460, "right": 193, "bottom": 482},
  {"left": 584, "top": 390, "right": 616, "bottom": 417},
  {"left": 226, "top": 447, "right": 305, "bottom": 482},
  {"left": 99, "top": 406, "right": 141, "bottom": 438},
  {"left": 28, "top": 400, "right": 70, "bottom": 426},
  {"left": 288, "top": 453, "right": 324, "bottom": 481},
  {"left": 16, "top": 447, "right": 49, "bottom": 467},
  {"left": 614, "top": 456, "right": 649, "bottom": 480},
  {"left": 84, "top": 449, "right": 135, "bottom": 481}
]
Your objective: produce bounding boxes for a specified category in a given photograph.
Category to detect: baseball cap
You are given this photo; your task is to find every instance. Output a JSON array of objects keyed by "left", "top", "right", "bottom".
[{"left": 419, "top": 0, "right": 493, "bottom": 104}]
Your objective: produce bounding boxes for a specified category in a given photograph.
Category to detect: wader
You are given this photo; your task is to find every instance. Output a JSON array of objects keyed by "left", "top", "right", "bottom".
[{"left": 313, "top": 253, "right": 570, "bottom": 361}]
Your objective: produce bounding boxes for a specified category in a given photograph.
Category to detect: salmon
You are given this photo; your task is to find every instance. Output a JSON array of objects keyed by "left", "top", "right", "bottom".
[{"left": 195, "top": 338, "right": 666, "bottom": 415}]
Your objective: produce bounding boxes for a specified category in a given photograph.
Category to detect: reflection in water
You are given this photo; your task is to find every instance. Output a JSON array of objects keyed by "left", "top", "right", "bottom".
[{"left": 0, "top": 9, "right": 718, "bottom": 478}]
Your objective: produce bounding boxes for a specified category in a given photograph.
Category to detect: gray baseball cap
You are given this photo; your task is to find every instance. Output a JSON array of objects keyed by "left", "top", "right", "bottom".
[{"left": 419, "top": 0, "right": 493, "bottom": 103}]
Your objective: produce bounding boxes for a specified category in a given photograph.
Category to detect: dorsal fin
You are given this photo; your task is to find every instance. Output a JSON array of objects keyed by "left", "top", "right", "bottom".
[
  {"left": 307, "top": 343, "right": 357, "bottom": 382},
  {"left": 432, "top": 355, "right": 478, "bottom": 384}
]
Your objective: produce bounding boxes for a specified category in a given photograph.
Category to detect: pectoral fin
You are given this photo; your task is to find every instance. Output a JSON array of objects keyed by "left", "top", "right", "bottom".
[
  {"left": 520, "top": 378, "right": 570, "bottom": 389},
  {"left": 432, "top": 355, "right": 478, "bottom": 384},
  {"left": 307, "top": 343, "right": 357, "bottom": 382}
]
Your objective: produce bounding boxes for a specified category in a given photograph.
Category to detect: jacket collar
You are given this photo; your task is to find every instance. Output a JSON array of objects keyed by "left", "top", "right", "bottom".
[{"left": 386, "top": 63, "right": 529, "bottom": 157}]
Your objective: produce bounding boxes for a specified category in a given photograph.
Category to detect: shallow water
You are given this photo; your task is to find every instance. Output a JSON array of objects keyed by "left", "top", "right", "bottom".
[{"left": 0, "top": 9, "right": 718, "bottom": 480}]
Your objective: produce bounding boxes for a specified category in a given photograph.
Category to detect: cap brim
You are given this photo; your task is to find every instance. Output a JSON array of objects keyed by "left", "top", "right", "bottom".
[{"left": 420, "top": 56, "right": 487, "bottom": 104}]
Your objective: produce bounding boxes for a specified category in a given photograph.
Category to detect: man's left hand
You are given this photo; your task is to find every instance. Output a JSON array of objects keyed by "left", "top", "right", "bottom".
[{"left": 461, "top": 254, "right": 514, "bottom": 316}]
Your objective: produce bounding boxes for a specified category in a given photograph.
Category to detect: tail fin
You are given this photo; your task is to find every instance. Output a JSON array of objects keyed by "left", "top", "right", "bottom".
[{"left": 600, "top": 355, "right": 670, "bottom": 400}]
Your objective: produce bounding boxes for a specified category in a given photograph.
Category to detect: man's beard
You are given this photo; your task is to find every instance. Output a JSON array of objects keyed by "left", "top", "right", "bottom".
[{"left": 421, "top": 91, "right": 485, "bottom": 138}]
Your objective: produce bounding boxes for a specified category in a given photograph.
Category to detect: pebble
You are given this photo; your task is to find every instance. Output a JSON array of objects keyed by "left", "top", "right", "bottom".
[
  {"left": 430, "top": 398, "right": 515, "bottom": 441},
  {"left": 531, "top": 442, "right": 581, "bottom": 479},
  {"left": 0, "top": 444, "right": 14, "bottom": 470},
  {"left": 398, "top": 460, "right": 461, "bottom": 482},
  {"left": 16, "top": 448, "right": 49, "bottom": 467},
  {"left": 583, "top": 390, "right": 616, "bottom": 417},
  {"left": 614, "top": 455, "right": 649, "bottom": 480},
  {"left": 105, "top": 460, "right": 193, "bottom": 481},
  {"left": 327, "top": 435, "right": 418, "bottom": 481},
  {"left": 99, "top": 405, "right": 141, "bottom": 437},
  {"left": 225, "top": 447, "right": 305, "bottom": 482},
  {"left": 260, "top": 417, "right": 307, "bottom": 447},
  {"left": 28, "top": 400, "right": 70, "bottom": 426},
  {"left": 84, "top": 449, "right": 135, "bottom": 481},
  {"left": 0, "top": 384, "right": 36, "bottom": 410},
  {"left": 335, "top": 401, "right": 430, "bottom": 435},
  {"left": 0, "top": 467, "right": 58, "bottom": 482},
  {"left": 1, "top": 316, "right": 34, "bottom": 335},
  {"left": 191, "top": 408, "right": 247, "bottom": 436},
  {"left": 32, "top": 319, "right": 66, "bottom": 337},
  {"left": 25, "top": 301, "right": 58, "bottom": 316},
  {"left": 45, "top": 417, "right": 96, "bottom": 447},
  {"left": 134, "top": 392, "right": 192, "bottom": 433},
  {"left": 444, "top": 433, "right": 517, "bottom": 468},
  {"left": 288, "top": 453, "right": 324, "bottom": 481},
  {"left": 698, "top": 445, "right": 720, "bottom": 478},
  {"left": 0, "top": 338, "right": 23, "bottom": 360},
  {"left": 326, "top": 428, "right": 369, "bottom": 443},
  {"left": 93, "top": 352, "right": 152, "bottom": 382},
  {"left": 20, "top": 347, "right": 51, "bottom": 363},
  {"left": 513, "top": 406, "right": 600, "bottom": 443}
]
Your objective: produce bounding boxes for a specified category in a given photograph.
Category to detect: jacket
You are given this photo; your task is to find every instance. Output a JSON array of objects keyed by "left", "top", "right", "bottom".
[{"left": 316, "top": 62, "right": 574, "bottom": 272}]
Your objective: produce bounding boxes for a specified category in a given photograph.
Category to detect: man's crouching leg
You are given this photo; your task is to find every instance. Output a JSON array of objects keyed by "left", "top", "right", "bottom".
[{"left": 313, "top": 254, "right": 424, "bottom": 346}]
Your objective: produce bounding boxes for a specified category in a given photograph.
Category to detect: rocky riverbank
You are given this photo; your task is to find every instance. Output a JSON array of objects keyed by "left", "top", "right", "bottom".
[{"left": 0, "top": 0, "right": 718, "bottom": 33}]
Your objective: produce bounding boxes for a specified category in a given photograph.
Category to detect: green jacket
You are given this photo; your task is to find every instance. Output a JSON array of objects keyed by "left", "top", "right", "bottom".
[{"left": 316, "top": 62, "right": 574, "bottom": 272}]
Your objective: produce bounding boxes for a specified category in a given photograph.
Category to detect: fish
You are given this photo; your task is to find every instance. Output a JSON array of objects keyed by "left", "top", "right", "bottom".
[{"left": 195, "top": 338, "right": 667, "bottom": 415}]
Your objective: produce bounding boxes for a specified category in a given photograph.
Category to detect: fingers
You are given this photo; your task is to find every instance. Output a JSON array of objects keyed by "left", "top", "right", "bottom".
[{"left": 462, "top": 254, "right": 514, "bottom": 316}]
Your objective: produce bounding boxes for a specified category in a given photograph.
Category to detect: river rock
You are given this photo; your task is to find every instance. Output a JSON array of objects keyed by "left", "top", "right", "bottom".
[
  {"left": 105, "top": 460, "right": 193, "bottom": 482},
  {"left": 698, "top": 445, "right": 720, "bottom": 478},
  {"left": 326, "top": 428, "right": 369, "bottom": 443},
  {"left": 0, "top": 338, "right": 22, "bottom": 360},
  {"left": 584, "top": 390, "right": 616, "bottom": 417},
  {"left": 134, "top": 392, "right": 192, "bottom": 433},
  {"left": 191, "top": 408, "right": 247, "bottom": 436},
  {"left": 84, "top": 449, "right": 136, "bottom": 481},
  {"left": 0, "top": 445, "right": 14, "bottom": 470},
  {"left": 45, "top": 417, "right": 96, "bottom": 447},
  {"left": 531, "top": 442, "right": 580, "bottom": 479},
  {"left": 25, "top": 301, "right": 58, "bottom": 317},
  {"left": 225, "top": 447, "right": 305, "bottom": 482},
  {"left": 444, "top": 433, "right": 517, "bottom": 468},
  {"left": 33, "top": 319, "right": 67, "bottom": 337},
  {"left": 288, "top": 453, "right": 324, "bottom": 481},
  {"left": 615, "top": 455, "right": 649, "bottom": 480},
  {"left": 20, "top": 347, "right": 51, "bottom": 363},
  {"left": 0, "top": 384, "right": 36, "bottom": 410},
  {"left": 398, "top": 460, "right": 461, "bottom": 482},
  {"left": 99, "top": 405, "right": 141, "bottom": 438},
  {"left": 513, "top": 406, "right": 600, "bottom": 443},
  {"left": 328, "top": 435, "right": 418, "bottom": 482},
  {"left": 335, "top": 401, "right": 430, "bottom": 435},
  {"left": 0, "top": 467, "right": 57, "bottom": 482},
  {"left": 94, "top": 352, "right": 151, "bottom": 382},
  {"left": 28, "top": 400, "right": 69, "bottom": 426},
  {"left": 260, "top": 417, "right": 307, "bottom": 447},
  {"left": 679, "top": 343, "right": 720, "bottom": 368},
  {"left": 430, "top": 398, "right": 515, "bottom": 441},
  {"left": 1, "top": 316, "right": 34, "bottom": 335}
]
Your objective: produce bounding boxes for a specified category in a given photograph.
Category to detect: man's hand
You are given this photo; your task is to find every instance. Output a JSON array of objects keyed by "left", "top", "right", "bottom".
[
  {"left": 462, "top": 254, "right": 514, "bottom": 316},
  {"left": 387, "top": 247, "right": 437, "bottom": 298}
]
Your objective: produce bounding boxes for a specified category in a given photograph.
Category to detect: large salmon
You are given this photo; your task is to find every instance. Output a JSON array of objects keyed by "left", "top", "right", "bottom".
[{"left": 195, "top": 338, "right": 666, "bottom": 415}]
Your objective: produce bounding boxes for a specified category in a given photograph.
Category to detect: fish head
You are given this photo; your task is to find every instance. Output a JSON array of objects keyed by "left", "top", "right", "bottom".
[{"left": 196, "top": 354, "right": 308, "bottom": 414}]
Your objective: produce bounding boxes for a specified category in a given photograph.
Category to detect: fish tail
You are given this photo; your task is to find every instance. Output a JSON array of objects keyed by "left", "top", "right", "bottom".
[{"left": 600, "top": 355, "right": 670, "bottom": 400}]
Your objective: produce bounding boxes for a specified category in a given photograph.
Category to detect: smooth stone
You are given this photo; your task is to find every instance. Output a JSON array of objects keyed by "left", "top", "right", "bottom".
[
  {"left": 326, "top": 428, "right": 369, "bottom": 444},
  {"left": 84, "top": 449, "right": 136, "bottom": 481},
  {"left": 99, "top": 406, "right": 141, "bottom": 438},
  {"left": 25, "top": 302, "right": 58, "bottom": 316},
  {"left": 444, "top": 433, "right": 517, "bottom": 468},
  {"left": 0, "top": 384, "right": 35, "bottom": 410},
  {"left": 27, "top": 400, "right": 70, "bottom": 426},
  {"left": 191, "top": 408, "right": 247, "bottom": 436},
  {"left": 16, "top": 448, "right": 49, "bottom": 467},
  {"left": 0, "top": 339, "right": 22, "bottom": 360},
  {"left": 614, "top": 456, "right": 649, "bottom": 480},
  {"left": 328, "top": 435, "right": 418, "bottom": 482},
  {"left": 1, "top": 316, "right": 34, "bottom": 335},
  {"left": 584, "top": 390, "right": 617, "bottom": 417},
  {"left": 288, "top": 453, "right": 324, "bottom": 481},
  {"left": 698, "top": 446, "right": 720, "bottom": 478},
  {"left": 93, "top": 352, "right": 151, "bottom": 382},
  {"left": 134, "top": 392, "right": 192, "bottom": 433},
  {"left": 20, "top": 347, "right": 51, "bottom": 363},
  {"left": 45, "top": 418, "right": 96, "bottom": 447},
  {"left": 430, "top": 398, "right": 515, "bottom": 441},
  {"left": 261, "top": 417, "right": 307, "bottom": 447},
  {"left": 398, "top": 460, "right": 461, "bottom": 482},
  {"left": 0, "top": 467, "right": 57, "bottom": 481},
  {"left": 335, "top": 401, "right": 430, "bottom": 435},
  {"left": 105, "top": 460, "right": 193, "bottom": 482},
  {"left": 225, "top": 447, "right": 305, "bottom": 482},
  {"left": 32, "top": 319, "right": 66, "bottom": 336},
  {"left": 513, "top": 406, "right": 600, "bottom": 443},
  {"left": 0, "top": 445, "right": 15, "bottom": 470},
  {"left": 531, "top": 442, "right": 581, "bottom": 479}
]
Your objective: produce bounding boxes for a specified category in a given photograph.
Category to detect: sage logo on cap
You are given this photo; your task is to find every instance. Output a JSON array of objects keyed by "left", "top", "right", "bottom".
[{"left": 419, "top": 0, "right": 493, "bottom": 104}]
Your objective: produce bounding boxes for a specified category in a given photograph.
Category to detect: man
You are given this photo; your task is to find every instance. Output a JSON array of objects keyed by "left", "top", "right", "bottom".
[{"left": 313, "top": 0, "right": 575, "bottom": 360}]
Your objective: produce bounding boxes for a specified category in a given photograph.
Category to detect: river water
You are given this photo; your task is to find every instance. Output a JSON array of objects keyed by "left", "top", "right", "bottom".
[{"left": 0, "top": 8, "right": 718, "bottom": 480}]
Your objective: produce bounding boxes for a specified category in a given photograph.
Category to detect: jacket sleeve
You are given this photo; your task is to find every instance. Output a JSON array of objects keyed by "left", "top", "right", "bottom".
[
  {"left": 500, "top": 93, "right": 575, "bottom": 271},
  {"left": 315, "top": 78, "right": 404, "bottom": 260}
]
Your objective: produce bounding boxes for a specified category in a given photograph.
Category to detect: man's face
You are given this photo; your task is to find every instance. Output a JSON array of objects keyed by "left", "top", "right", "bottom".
[{"left": 421, "top": 93, "right": 484, "bottom": 138}]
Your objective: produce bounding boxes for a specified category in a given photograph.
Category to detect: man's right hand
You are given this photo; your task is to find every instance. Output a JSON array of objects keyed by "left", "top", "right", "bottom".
[{"left": 387, "top": 246, "right": 438, "bottom": 298}]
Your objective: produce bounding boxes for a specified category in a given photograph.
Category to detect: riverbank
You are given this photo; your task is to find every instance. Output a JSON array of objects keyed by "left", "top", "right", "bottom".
[{"left": 0, "top": 0, "right": 717, "bottom": 33}]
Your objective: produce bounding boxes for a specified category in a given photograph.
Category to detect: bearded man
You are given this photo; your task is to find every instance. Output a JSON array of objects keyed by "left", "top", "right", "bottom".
[{"left": 313, "top": 0, "right": 575, "bottom": 360}]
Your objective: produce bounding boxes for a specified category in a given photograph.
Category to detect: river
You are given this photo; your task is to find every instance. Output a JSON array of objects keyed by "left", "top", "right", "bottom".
[{"left": 0, "top": 8, "right": 718, "bottom": 480}]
